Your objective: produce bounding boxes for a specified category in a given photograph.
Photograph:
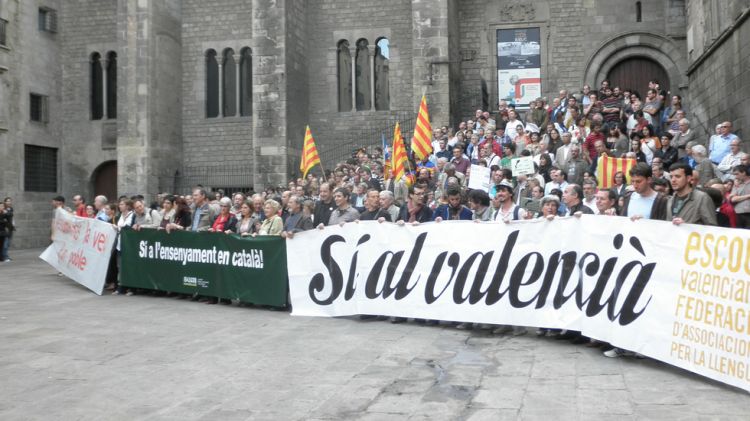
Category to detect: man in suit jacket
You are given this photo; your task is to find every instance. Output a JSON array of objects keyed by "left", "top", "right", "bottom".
[
  {"left": 672, "top": 118, "right": 700, "bottom": 159},
  {"left": 282, "top": 195, "right": 313, "bottom": 238}
]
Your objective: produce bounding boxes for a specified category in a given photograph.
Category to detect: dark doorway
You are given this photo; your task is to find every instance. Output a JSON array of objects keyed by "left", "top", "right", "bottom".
[
  {"left": 92, "top": 161, "right": 117, "bottom": 202},
  {"left": 606, "top": 57, "right": 670, "bottom": 95}
]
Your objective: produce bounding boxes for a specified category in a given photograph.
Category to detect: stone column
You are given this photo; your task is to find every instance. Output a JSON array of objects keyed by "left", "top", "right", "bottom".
[
  {"left": 350, "top": 55, "right": 356, "bottom": 111},
  {"left": 218, "top": 62, "right": 224, "bottom": 117},
  {"left": 101, "top": 56, "right": 108, "bottom": 119},
  {"left": 369, "top": 44, "right": 376, "bottom": 111},
  {"left": 234, "top": 52, "right": 242, "bottom": 116},
  {"left": 252, "top": 0, "right": 288, "bottom": 188},
  {"left": 411, "top": 0, "right": 451, "bottom": 125}
]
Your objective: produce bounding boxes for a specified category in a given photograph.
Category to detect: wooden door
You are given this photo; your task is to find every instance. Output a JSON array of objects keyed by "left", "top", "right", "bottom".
[
  {"left": 606, "top": 57, "right": 670, "bottom": 95},
  {"left": 93, "top": 161, "right": 117, "bottom": 202}
]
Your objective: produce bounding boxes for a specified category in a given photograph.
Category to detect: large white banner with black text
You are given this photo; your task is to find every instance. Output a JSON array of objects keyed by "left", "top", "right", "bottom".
[
  {"left": 287, "top": 217, "right": 750, "bottom": 392},
  {"left": 40, "top": 208, "right": 118, "bottom": 295}
]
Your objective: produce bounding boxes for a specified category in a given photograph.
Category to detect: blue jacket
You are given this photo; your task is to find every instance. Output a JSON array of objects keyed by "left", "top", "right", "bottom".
[{"left": 432, "top": 204, "right": 473, "bottom": 221}]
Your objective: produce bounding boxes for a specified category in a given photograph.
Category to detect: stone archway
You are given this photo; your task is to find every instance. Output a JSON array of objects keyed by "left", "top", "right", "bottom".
[
  {"left": 91, "top": 160, "right": 117, "bottom": 203},
  {"left": 583, "top": 32, "right": 688, "bottom": 95}
]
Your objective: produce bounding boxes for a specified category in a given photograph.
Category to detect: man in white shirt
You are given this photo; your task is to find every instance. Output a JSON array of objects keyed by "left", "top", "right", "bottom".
[
  {"left": 717, "top": 139, "right": 744, "bottom": 181},
  {"left": 620, "top": 163, "right": 666, "bottom": 221},
  {"left": 581, "top": 180, "right": 598, "bottom": 213},
  {"left": 544, "top": 168, "right": 569, "bottom": 195}
]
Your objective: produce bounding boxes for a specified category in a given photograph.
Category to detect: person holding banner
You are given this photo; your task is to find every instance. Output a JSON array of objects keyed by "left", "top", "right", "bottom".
[
  {"left": 210, "top": 198, "right": 238, "bottom": 234},
  {"left": 666, "top": 162, "right": 717, "bottom": 226},
  {"left": 113, "top": 198, "right": 135, "bottom": 296},
  {"left": 282, "top": 195, "right": 314, "bottom": 239},
  {"left": 190, "top": 188, "right": 219, "bottom": 232},
  {"left": 619, "top": 163, "right": 667, "bottom": 221},
  {"left": 433, "top": 186, "right": 471, "bottom": 222},
  {"left": 256, "top": 200, "right": 284, "bottom": 236},
  {"left": 397, "top": 185, "right": 432, "bottom": 224}
]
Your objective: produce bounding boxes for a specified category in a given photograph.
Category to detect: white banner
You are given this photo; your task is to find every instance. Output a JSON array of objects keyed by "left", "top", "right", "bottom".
[
  {"left": 40, "top": 208, "right": 118, "bottom": 295},
  {"left": 288, "top": 217, "right": 750, "bottom": 392}
]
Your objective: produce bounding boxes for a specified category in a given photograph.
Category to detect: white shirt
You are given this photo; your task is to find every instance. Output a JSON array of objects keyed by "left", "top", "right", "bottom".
[
  {"left": 626, "top": 191, "right": 657, "bottom": 219},
  {"left": 505, "top": 120, "right": 524, "bottom": 140},
  {"left": 583, "top": 197, "right": 597, "bottom": 214}
]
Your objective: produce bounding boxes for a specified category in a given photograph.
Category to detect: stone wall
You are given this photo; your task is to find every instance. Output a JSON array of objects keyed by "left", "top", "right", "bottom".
[
  {"left": 685, "top": 0, "right": 749, "bottom": 142},
  {"left": 181, "top": 0, "right": 253, "bottom": 180},
  {"left": 305, "top": 0, "right": 416, "bottom": 169},
  {"left": 454, "top": 0, "right": 687, "bottom": 120},
  {"left": 0, "top": 0, "right": 63, "bottom": 248},
  {"left": 59, "top": 0, "right": 117, "bottom": 200}
]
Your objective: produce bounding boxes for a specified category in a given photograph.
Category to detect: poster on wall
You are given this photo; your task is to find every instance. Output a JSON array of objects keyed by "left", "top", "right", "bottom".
[{"left": 497, "top": 27, "right": 541, "bottom": 110}]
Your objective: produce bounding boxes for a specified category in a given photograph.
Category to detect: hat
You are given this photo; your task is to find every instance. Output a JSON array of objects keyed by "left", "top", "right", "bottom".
[{"left": 496, "top": 181, "right": 514, "bottom": 193}]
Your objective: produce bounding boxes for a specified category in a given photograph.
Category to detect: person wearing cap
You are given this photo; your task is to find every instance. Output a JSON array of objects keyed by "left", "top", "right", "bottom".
[{"left": 492, "top": 181, "right": 527, "bottom": 222}]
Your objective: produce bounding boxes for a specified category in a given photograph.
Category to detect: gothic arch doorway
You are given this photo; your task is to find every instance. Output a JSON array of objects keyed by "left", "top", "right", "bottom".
[
  {"left": 606, "top": 57, "right": 670, "bottom": 94},
  {"left": 92, "top": 161, "right": 117, "bottom": 202}
]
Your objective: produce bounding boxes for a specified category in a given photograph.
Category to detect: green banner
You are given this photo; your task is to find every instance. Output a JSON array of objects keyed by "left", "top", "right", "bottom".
[{"left": 121, "top": 229, "right": 288, "bottom": 307}]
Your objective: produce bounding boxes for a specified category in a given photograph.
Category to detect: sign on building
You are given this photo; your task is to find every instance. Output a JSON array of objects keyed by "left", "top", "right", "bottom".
[{"left": 497, "top": 27, "right": 541, "bottom": 110}]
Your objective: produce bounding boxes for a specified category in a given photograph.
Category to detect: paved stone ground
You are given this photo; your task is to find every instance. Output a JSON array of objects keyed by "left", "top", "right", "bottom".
[{"left": 1, "top": 248, "right": 749, "bottom": 420}]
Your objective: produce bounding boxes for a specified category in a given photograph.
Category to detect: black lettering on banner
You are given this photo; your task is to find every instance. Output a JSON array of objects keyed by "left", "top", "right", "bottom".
[
  {"left": 306, "top": 228, "right": 655, "bottom": 326},
  {"left": 309, "top": 235, "right": 345, "bottom": 305}
]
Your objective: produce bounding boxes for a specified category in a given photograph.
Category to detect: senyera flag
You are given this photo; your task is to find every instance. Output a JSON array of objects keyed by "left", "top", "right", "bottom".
[
  {"left": 391, "top": 122, "right": 408, "bottom": 182},
  {"left": 597, "top": 154, "right": 636, "bottom": 188},
  {"left": 300, "top": 125, "right": 321, "bottom": 178},
  {"left": 410, "top": 95, "right": 432, "bottom": 161}
]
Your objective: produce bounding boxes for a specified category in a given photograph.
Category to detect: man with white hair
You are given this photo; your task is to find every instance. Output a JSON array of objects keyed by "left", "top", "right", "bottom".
[
  {"left": 692, "top": 144, "right": 722, "bottom": 187},
  {"left": 709, "top": 121, "right": 739, "bottom": 164},
  {"left": 93, "top": 195, "right": 109, "bottom": 221},
  {"left": 378, "top": 190, "right": 400, "bottom": 222},
  {"left": 672, "top": 118, "right": 699, "bottom": 159},
  {"left": 717, "top": 139, "right": 744, "bottom": 181}
]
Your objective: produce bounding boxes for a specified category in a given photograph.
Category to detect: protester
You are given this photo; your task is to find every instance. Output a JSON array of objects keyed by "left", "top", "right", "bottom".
[
  {"left": 256, "top": 200, "right": 284, "bottom": 236},
  {"left": 210, "top": 197, "right": 238, "bottom": 233},
  {"left": 666, "top": 162, "right": 717, "bottom": 226},
  {"left": 1, "top": 197, "right": 13, "bottom": 262}
]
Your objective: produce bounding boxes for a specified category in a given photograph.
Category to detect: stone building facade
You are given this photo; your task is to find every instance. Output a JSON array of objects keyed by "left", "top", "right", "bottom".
[{"left": 0, "top": 0, "right": 747, "bottom": 248}]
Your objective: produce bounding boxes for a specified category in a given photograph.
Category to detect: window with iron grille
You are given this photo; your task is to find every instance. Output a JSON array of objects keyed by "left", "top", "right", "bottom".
[
  {"left": 29, "top": 93, "right": 48, "bottom": 123},
  {"left": 24, "top": 145, "right": 58, "bottom": 192},
  {"left": 0, "top": 18, "right": 7, "bottom": 46},
  {"left": 38, "top": 7, "right": 57, "bottom": 33}
]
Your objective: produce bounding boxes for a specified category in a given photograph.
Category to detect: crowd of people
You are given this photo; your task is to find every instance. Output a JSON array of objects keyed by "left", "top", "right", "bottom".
[{"left": 35, "top": 77, "right": 744, "bottom": 359}]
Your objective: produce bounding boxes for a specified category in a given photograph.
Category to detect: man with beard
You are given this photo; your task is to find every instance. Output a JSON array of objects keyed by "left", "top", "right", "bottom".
[
  {"left": 666, "top": 162, "right": 716, "bottom": 226},
  {"left": 313, "top": 182, "right": 336, "bottom": 226},
  {"left": 433, "top": 186, "right": 472, "bottom": 221}
]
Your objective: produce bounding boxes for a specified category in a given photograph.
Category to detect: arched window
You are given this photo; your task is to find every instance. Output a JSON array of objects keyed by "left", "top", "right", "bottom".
[
  {"left": 374, "top": 38, "right": 390, "bottom": 111},
  {"left": 337, "top": 40, "right": 352, "bottom": 112},
  {"left": 355, "top": 39, "right": 371, "bottom": 111},
  {"left": 223, "top": 49, "right": 237, "bottom": 117},
  {"left": 106, "top": 51, "right": 117, "bottom": 119},
  {"left": 90, "top": 52, "right": 103, "bottom": 120},
  {"left": 636, "top": 2, "right": 642, "bottom": 22},
  {"left": 239, "top": 47, "right": 252, "bottom": 117},
  {"left": 206, "top": 49, "right": 219, "bottom": 118}
]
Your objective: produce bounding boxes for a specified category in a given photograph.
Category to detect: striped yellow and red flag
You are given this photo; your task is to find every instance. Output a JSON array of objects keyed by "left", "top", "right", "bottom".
[
  {"left": 391, "top": 122, "right": 408, "bottom": 181},
  {"left": 300, "top": 125, "right": 321, "bottom": 178},
  {"left": 410, "top": 95, "right": 432, "bottom": 160},
  {"left": 597, "top": 154, "right": 637, "bottom": 188}
]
